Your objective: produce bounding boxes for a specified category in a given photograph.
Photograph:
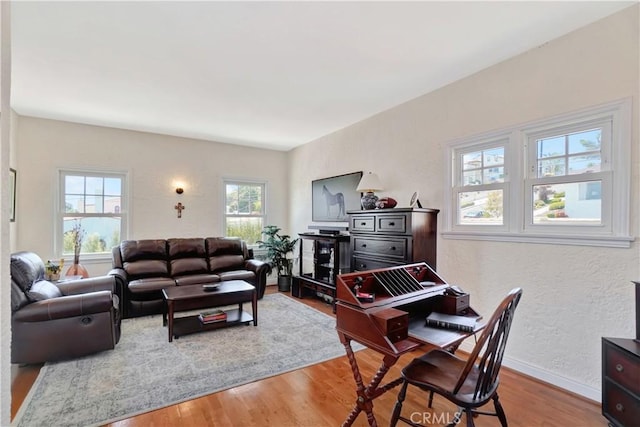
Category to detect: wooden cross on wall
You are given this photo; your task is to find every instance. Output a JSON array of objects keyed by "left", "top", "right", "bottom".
[{"left": 175, "top": 202, "right": 185, "bottom": 218}]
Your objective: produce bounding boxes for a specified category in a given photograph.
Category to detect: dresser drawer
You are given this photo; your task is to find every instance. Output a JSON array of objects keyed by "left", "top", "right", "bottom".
[
  {"left": 351, "top": 216, "right": 375, "bottom": 232},
  {"left": 603, "top": 380, "right": 640, "bottom": 427},
  {"left": 353, "top": 256, "right": 402, "bottom": 272},
  {"left": 377, "top": 215, "right": 407, "bottom": 233},
  {"left": 605, "top": 341, "right": 640, "bottom": 394},
  {"left": 352, "top": 236, "right": 408, "bottom": 259}
]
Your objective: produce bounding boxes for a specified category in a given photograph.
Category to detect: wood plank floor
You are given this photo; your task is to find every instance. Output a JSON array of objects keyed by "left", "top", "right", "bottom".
[{"left": 12, "top": 286, "right": 606, "bottom": 426}]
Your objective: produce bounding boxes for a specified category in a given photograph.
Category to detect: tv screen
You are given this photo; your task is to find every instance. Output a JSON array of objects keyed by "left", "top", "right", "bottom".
[{"left": 312, "top": 171, "right": 363, "bottom": 222}]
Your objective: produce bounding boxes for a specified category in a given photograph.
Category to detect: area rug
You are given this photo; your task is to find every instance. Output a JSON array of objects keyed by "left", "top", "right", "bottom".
[{"left": 13, "top": 293, "right": 361, "bottom": 427}]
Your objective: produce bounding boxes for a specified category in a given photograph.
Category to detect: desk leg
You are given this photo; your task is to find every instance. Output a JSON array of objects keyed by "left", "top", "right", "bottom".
[{"left": 339, "top": 332, "right": 401, "bottom": 427}]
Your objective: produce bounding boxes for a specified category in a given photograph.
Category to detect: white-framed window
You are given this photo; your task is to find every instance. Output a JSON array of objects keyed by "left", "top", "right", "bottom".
[
  {"left": 443, "top": 98, "right": 632, "bottom": 248},
  {"left": 57, "top": 170, "right": 128, "bottom": 259},
  {"left": 453, "top": 136, "right": 510, "bottom": 231},
  {"left": 223, "top": 179, "right": 266, "bottom": 246}
]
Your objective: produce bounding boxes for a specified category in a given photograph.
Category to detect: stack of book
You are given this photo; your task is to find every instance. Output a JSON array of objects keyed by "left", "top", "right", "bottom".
[{"left": 198, "top": 309, "right": 227, "bottom": 324}]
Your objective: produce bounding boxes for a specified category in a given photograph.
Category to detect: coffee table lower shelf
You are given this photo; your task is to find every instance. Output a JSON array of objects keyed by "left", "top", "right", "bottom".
[{"left": 172, "top": 308, "right": 254, "bottom": 339}]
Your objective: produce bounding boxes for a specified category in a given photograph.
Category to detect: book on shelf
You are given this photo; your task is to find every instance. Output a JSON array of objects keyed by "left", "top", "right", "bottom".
[
  {"left": 198, "top": 309, "right": 227, "bottom": 324},
  {"left": 425, "top": 312, "right": 478, "bottom": 332}
]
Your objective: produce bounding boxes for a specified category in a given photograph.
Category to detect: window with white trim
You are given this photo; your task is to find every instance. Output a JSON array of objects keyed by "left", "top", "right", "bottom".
[
  {"left": 58, "top": 170, "right": 128, "bottom": 258},
  {"left": 444, "top": 99, "right": 632, "bottom": 247},
  {"left": 455, "top": 139, "right": 509, "bottom": 228},
  {"left": 224, "top": 179, "right": 266, "bottom": 246}
]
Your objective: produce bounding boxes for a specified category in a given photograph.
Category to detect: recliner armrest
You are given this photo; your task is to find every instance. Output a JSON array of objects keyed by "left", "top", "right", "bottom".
[
  {"left": 57, "top": 276, "right": 116, "bottom": 296},
  {"left": 13, "top": 291, "right": 114, "bottom": 322},
  {"left": 108, "top": 267, "right": 127, "bottom": 282}
]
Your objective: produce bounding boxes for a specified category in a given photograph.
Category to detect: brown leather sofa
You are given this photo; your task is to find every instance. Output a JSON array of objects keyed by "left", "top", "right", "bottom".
[
  {"left": 110, "top": 237, "right": 270, "bottom": 318},
  {"left": 11, "top": 251, "right": 121, "bottom": 365}
]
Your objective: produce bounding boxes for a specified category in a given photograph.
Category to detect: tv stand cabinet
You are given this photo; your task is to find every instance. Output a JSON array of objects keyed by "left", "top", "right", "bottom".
[{"left": 293, "top": 233, "right": 351, "bottom": 311}]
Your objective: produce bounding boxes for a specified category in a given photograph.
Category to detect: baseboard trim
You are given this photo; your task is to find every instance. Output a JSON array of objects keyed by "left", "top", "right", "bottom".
[
  {"left": 502, "top": 356, "right": 601, "bottom": 403},
  {"left": 457, "top": 341, "right": 601, "bottom": 403}
]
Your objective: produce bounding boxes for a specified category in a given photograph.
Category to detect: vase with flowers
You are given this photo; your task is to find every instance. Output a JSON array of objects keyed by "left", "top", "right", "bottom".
[{"left": 65, "top": 220, "right": 89, "bottom": 278}]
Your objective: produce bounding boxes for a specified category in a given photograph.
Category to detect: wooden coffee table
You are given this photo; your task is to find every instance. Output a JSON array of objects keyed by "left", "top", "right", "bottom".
[{"left": 162, "top": 280, "right": 257, "bottom": 342}]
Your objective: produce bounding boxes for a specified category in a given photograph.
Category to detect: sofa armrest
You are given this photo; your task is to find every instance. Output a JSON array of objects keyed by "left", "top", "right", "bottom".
[
  {"left": 13, "top": 291, "right": 114, "bottom": 322},
  {"left": 244, "top": 258, "right": 271, "bottom": 299},
  {"left": 244, "top": 258, "right": 271, "bottom": 275},
  {"left": 57, "top": 276, "right": 116, "bottom": 296}
]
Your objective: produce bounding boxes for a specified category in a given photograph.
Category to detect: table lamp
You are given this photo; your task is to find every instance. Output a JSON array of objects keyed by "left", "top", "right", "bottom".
[{"left": 357, "top": 172, "right": 383, "bottom": 210}]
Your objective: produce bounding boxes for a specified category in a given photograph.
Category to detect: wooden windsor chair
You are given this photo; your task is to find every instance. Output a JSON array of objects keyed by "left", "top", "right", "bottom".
[{"left": 390, "top": 287, "right": 523, "bottom": 427}]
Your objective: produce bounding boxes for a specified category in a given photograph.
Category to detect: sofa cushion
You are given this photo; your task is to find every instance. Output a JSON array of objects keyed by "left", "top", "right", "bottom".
[
  {"left": 124, "top": 260, "right": 169, "bottom": 279},
  {"left": 168, "top": 238, "right": 206, "bottom": 258},
  {"left": 205, "top": 237, "right": 248, "bottom": 258},
  {"left": 27, "top": 280, "right": 63, "bottom": 301},
  {"left": 209, "top": 255, "right": 246, "bottom": 272},
  {"left": 128, "top": 277, "right": 176, "bottom": 294},
  {"left": 168, "top": 238, "right": 209, "bottom": 276},
  {"left": 11, "top": 280, "right": 30, "bottom": 312},
  {"left": 121, "top": 240, "right": 169, "bottom": 280},
  {"left": 171, "top": 258, "right": 208, "bottom": 276},
  {"left": 175, "top": 274, "right": 220, "bottom": 286},
  {"left": 10, "top": 251, "right": 45, "bottom": 292},
  {"left": 121, "top": 239, "right": 168, "bottom": 261}
]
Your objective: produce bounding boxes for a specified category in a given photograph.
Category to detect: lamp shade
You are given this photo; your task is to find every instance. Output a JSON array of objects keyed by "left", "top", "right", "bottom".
[{"left": 356, "top": 172, "right": 383, "bottom": 192}]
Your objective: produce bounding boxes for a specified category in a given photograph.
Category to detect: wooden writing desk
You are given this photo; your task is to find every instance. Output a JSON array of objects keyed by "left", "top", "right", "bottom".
[{"left": 335, "top": 263, "right": 482, "bottom": 427}]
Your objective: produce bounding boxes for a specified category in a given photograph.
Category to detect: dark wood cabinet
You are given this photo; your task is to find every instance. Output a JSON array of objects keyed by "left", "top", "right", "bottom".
[
  {"left": 601, "top": 337, "right": 640, "bottom": 426},
  {"left": 348, "top": 208, "right": 439, "bottom": 272},
  {"left": 293, "top": 233, "right": 351, "bottom": 310}
]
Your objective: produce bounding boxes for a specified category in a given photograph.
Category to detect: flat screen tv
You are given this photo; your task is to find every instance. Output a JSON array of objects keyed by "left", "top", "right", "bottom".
[{"left": 312, "top": 171, "right": 363, "bottom": 222}]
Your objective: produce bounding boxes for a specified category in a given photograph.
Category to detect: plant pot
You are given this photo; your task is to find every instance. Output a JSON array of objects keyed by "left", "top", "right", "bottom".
[
  {"left": 45, "top": 272, "right": 60, "bottom": 281},
  {"left": 278, "top": 276, "right": 292, "bottom": 292}
]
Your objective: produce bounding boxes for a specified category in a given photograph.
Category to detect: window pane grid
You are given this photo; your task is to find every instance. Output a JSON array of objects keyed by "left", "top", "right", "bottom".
[
  {"left": 60, "top": 171, "right": 126, "bottom": 256},
  {"left": 224, "top": 180, "right": 266, "bottom": 245},
  {"left": 461, "top": 146, "right": 505, "bottom": 186},
  {"left": 536, "top": 128, "right": 602, "bottom": 178}
]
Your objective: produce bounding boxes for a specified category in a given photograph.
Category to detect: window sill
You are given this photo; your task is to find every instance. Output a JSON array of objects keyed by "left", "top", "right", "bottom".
[
  {"left": 441, "top": 231, "right": 634, "bottom": 248},
  {"left": 62, "top": 254, "right": 112, "bottom": 265}
]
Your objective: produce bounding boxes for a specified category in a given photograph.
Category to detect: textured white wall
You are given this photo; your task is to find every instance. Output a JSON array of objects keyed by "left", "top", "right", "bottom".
[
  {"left": 14, "top": 117, "right": 289, "bottom": 276},
  {"left": 290, "top": 5, "right": 639, "bottom": 400}
]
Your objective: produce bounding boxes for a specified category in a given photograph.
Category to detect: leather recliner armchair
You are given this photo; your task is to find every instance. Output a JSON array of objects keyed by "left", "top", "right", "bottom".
[{"left": 11, "top": 251, "right": 121, "bottom": 365}]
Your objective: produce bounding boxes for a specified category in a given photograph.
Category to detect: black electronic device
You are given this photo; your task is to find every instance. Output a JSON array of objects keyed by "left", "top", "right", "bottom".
[{"left": 308, "top": 225, "right": 348, "bottom": 235}]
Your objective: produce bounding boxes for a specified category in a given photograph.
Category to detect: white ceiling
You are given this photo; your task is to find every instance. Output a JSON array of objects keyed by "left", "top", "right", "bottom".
[{"left": 10, "top": 1, "right": 635, "bottom": 151}]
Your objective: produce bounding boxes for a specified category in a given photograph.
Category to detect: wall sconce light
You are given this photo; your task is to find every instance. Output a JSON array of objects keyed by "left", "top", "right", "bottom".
[{"left": 176, "top": 187, "right": 184, "bottom": 194}]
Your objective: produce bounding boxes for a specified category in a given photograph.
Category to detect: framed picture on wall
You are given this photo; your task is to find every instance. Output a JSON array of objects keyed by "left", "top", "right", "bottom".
[
  {"left": 312, "top": 171, "right": 362, "bottom": 222},
  {"left": 9, "top": 168, "right": 16, "bottom": 222}
]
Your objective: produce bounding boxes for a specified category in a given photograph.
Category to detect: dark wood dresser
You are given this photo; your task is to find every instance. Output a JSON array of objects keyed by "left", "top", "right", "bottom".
[
  {"left": 601, "top": 281, "right": 640, "bottom": 426},
  {"left": 601, "top": 338, "right": 640, "bottom": 426},
  {"left": 348, "top": 207, "right": 439, "bottom": 272}
]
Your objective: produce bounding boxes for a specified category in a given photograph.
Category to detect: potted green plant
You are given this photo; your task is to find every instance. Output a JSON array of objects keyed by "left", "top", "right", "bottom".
[{"left": 257, "top": 225, "right": 299, "bottom": 292}]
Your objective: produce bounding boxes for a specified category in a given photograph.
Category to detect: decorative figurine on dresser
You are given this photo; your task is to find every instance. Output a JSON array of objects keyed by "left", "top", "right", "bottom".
[
  {"left": 601, "top": 281, "right": 640, "bottom": 427},
  {"left": 348, "top": 207, "right": 439, "bottom": 272}
]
